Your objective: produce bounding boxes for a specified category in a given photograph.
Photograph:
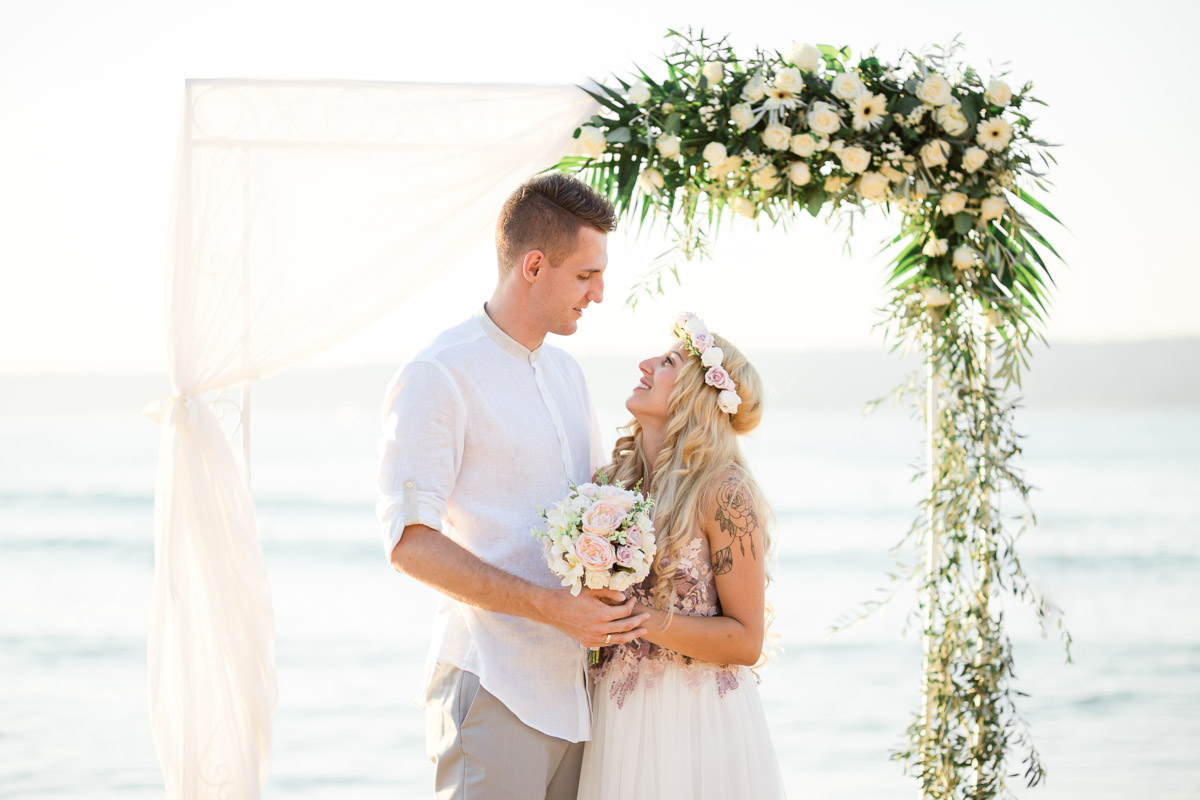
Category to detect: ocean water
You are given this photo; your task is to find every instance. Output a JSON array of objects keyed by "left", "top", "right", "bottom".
[{"left": 1, "top": 381, "right": 1198, "bottom": 798}]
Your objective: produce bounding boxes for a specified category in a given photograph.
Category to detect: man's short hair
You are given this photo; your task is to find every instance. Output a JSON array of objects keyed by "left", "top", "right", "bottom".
[{"left": 495, "top": 174, "right": 617, "bottom": 273}]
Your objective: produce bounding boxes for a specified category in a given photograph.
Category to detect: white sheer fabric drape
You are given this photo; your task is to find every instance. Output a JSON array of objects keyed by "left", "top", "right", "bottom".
[{"left": 148, "top": 79, "right": 598, "bottom": 798}]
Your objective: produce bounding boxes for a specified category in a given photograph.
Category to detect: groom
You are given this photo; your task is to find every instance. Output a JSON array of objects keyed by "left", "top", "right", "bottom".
[{"left": 377, "top": 174, "right": 649, "bottom": 799}]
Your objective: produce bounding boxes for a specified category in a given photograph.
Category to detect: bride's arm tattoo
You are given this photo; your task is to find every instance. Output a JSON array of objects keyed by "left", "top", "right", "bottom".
[{"left": 711, "top": 477, "right": 759, "bottom": 575}]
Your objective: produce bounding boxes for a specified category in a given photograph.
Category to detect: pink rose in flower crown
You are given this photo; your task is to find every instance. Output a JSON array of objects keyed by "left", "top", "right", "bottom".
[
  {"left": 691, "top": 331, "right": 714, "bottom": 353},
  {"left": 615, "top": 545, "right": 640, "bottom": 568},
  {"left": 575, "top": 532, "right": 617, "bottom": 571},
  {"left": 581, "top": 500, "right": 625, "bottom": 534},
  {"left": 705, "top": 365, "right": 735, "bottom": 391}
]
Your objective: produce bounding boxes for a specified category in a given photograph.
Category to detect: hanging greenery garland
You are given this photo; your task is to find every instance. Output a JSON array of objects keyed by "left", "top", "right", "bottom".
[{"left": 555, "top": 29, "right": 1071, "bottom": 798}]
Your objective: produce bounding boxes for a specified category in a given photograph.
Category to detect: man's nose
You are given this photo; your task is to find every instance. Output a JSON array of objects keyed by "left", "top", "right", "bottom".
[{"left": 588, "top": 275, "right": 604, "bottom": 303}]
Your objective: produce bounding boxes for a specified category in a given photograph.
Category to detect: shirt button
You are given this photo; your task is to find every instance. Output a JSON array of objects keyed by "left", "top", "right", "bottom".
[{"left": 404, "top": 479, "right": 415, "bottom": 489}]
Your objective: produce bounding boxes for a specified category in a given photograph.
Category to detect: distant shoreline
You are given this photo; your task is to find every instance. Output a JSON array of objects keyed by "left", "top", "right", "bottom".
[{"left": 2, "top": 338, "right": 1197, "bottom": 417}]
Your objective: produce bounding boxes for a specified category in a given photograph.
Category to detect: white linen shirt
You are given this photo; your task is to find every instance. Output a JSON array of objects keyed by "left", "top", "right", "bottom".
[{"left": 376, "top": 309, "right": 602, "bottom": 742}]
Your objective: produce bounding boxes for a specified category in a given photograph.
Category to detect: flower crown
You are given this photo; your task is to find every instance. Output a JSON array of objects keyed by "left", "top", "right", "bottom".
[{"left": 671, "top": 312, "right": 742, "bottom": 415}]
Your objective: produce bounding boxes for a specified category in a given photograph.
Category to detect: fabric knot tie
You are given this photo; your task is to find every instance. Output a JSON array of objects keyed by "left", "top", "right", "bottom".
[{"left": 144, "top": 394, "right": 199, "bottom": 431}]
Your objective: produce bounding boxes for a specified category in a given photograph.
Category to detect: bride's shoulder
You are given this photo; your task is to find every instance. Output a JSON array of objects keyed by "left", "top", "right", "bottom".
[{"left": 700, "top": 466, "right": 756, "bottom": 515}]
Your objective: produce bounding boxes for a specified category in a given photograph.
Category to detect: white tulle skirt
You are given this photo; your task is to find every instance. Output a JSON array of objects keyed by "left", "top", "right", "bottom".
[{"left": 577, "top": 660, "right": 787, "bottom": 799}]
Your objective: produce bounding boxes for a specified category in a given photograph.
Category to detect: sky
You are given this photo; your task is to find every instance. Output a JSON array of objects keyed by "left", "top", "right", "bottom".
[{"left": 1, "top": 0, "right": 1198, "bottom": 374}]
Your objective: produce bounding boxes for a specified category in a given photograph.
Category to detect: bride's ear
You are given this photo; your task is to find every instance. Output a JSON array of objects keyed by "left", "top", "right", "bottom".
[{"left": 519, "top": 249, "right": 547, "bottom": 284}]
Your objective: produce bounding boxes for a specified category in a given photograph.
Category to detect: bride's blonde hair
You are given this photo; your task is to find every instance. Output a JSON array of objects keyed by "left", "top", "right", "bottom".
[{"left": 602, "top": 333, "right": 771, "bottom": 612}]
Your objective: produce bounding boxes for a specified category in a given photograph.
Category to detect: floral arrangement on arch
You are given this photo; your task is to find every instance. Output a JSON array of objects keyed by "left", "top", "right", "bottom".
[{"left": 557, "top": 30, "right": 1060, "bottom": 381}]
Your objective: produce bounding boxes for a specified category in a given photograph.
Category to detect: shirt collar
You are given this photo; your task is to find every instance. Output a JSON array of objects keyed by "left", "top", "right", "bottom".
[{"left": 477, "top": 305, "right": 543, "bottom": 363}]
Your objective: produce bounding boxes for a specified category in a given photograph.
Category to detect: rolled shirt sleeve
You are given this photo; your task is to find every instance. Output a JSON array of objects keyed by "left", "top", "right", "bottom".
[{"left": 376, "top": 359, "right": 466, "bottom": 555}]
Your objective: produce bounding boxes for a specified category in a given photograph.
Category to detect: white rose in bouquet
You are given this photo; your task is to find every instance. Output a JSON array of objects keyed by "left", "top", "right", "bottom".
[
  {"left": 788, "top": 161, "right": 812, "bottom": 186},
  {"left": 922, "top": 236, "right": 950, "bottom": 257},
  {"left": 980, "top": 195, "right": 1007, "bottom": 221},
  {"left": 751, "top": 164, "right": 781, "bottom": 191},
  {"left": 917, "top": 73, "right": 953, "bottom": 106},
  {"left": 920, "top": 139, "right": 951, "bottom": 169},
  {"left": 962, "top": 146, "right": 989, "bottom": 173},
  {"left": 832, "top": 71, "right": 867, "bottom": 100},
  {"left": 731, "top": 103, "right": 756, "bottom": 132},
  {"left": 774, "top": 67, "right": 803, "bottom": 93},
  {"left": 788, "top": 42, "right": 822, "bottom": 72},
  {"left": 742, "top": 74, "right": 767, "bottom": 102},
  {"left": 807, "top": 102, "right": 842, "bottom": 135},
  {"left": 732, "top": 197, "right": 757, "bottom": 218},
  {"left": 703, "top": 141, "right": 728, "bottom": 167},
  {"left": 936, "top": 104, "right": 969, "bottom": 137},
  {"left": 703, "top": 61, "right": 725, "bottom": 84},
  {"left": 577, "top": 126, "right": 607, "bottom": 157},
  {"left": 627, "top": 81, "right": 651, "bottom": 105},
  {"left": 985, "top": 79, "right": 1013, "bottom": 106},
  {"left": 790, "top": 134, "right": 818, "bottom": 157},
  {"left": 940, "top": 191, "right": 968, "bottom": 215},
  {"left": 952, "top": 244, "right": 981, "bottom": 271},
  {"left": 858, "top": 171, "right": 889, "bottom": 202},
  {"left": 637, "top": 168, "right": 665, "bottom": 195},
  {"left": 920, "top": 285, "right": 952, "bottom": 307},
  {"left": 839, "top": 145, "right": 872, "bottom": 174},
  {"left": 656, "top": 135, "right": 681, "bottom": 160},
  {"left": 762, "top": 123, "right": 791, "bottom": 150}
]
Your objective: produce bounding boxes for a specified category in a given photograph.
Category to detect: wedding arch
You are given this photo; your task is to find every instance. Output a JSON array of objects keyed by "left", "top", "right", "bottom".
[{"left": 148, "top": 32, "right": 1067, "bottom": 800}]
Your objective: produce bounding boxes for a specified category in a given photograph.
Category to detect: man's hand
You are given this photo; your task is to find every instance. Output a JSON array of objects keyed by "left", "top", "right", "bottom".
[{"left": 537, "top": 587, "right": 649, "bottom": 649}]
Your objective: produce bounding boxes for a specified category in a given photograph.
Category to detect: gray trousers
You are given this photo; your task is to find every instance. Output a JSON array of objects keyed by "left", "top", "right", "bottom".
[{"left": 426, "top": 662, "right": 584, "bottom": 800}]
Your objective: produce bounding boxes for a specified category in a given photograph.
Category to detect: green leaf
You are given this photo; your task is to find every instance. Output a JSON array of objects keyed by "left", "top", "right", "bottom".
[
  {"left": 954, "top": 213, "right": 973, "bottom": 235},
  {"left": 607, "top": 126, "right": 633, "bottom": 144}
]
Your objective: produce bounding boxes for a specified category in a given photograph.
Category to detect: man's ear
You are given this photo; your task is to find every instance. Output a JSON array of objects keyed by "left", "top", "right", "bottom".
[{"left": 519, "top": 249, "right": 547, "bottom": 284}]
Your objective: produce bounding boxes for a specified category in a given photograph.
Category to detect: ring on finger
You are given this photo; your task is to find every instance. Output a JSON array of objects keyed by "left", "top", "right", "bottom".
[{"left": 604, "top": 633, "right": 612, "bottom": 645}]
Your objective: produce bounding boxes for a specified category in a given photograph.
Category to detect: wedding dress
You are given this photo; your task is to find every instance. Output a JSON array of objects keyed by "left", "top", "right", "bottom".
[{"left": 577, "top": 535, "right": 787, "bottom": 799}]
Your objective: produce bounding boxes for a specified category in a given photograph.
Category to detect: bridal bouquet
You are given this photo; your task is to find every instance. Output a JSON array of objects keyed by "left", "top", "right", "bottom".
[{"left": 534, "top": 481, "right": 656, "bottom": 597}]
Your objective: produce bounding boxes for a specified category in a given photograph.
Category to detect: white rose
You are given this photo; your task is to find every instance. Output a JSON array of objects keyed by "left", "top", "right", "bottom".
[
  {"left": 703, "top": 61, "right": 725, "bottom": 85},
  {"left": 788, "top": 161, "right": 812, "bottom": 185},
  {"left": 920, "top": 139, "right": 951, "bottom": 169},
  {"left": 962, "top": 146, "right": 988, "bottom": 173},
  {"left": 831, "top": 71, "right": 867, "bottom": 100},
  {"left": 814, "top": 136, "right": 831, "bottom": 151},
  {"left": 584, "top": 569, "right": 609, "bottom": 590},
  {"left": 576, "top": 126, "right": 607, "bottom": 157},
  {"left": 920, "top": 285, "right": 952, "bottom": 307},
  {"left": 731, "top": 102, "right": 755, "bottom": 132},
  {"left": 940, "top": 191, "right": 968, "bottom": 215},
  {"left": 762, "top": 123, "right": 791, "bottom": 151},
  {"left": 627, "top": 81, "right": 651, "bottom": 105},
  {"left": 916, "top": 73, "right": 953, "bottom": 106},
  {"left": 985, "top": 79, "right": 1012, "bottom": 106},
  {"left": 774, "top": 67, "right": 803, "bottom": 93},
  {"left": 980, "top": 195, "right": 1007, "bottom": 221},
  {"left": 789, "top": 42, "right": 822, "bottom": 72},
  {"left": 790, "top": 134, "right": 817, "bottom": 157},
  {"left": 952, "top": 245, "right": 980, "bottom": 270},
  {"left": 637, "top": 168, "right": 665, "bottom": 195},
  {"left": 732, "top": 197, "right": 757, "bottom": 218},
  {"left": 976, "top": 118, "right": 1014, "bottom": 152},
  {"left": 717, "top": 389, "right": 742, "bottom": 414},
  {"left": 839, "top": 145, "right": 872, "bottom": 174},
  {"left": 880, "top": 163, "right": 905, "bottom": 183},
  {"left": 830, "top": 139, "right": 845, "bottom": 154},
  {"left": 709, "top": 155, "right": 743, "bottom": 180},
  {"left": 609, "top": 571, "right": 639, "bottom": 592},
  {"left": 936, "top": 104, "right": 969, "bottom": 137},
  {"left": 751, "top": 163, "right": 781, "bottom": 191},
  {"left": 824, "top": 175, "right": 849, "bottom": 193},
  {"left": 656, "top": 135, "right": 681, "bottom": 160},
  {"left": 701, "top": 346, "right": 725, "bottom": 368},
  {"left": 807, "top": 102, "right": 841, "bottom": 135},
  {"left": 922, "top": 237, "right": 949, "bottom": 257},
  {"left": 703, "top": 141, "right": 728, "bottom": 167},
  {"left": 742, "top": 74, "right": 767, "bottom": 102},
  {"left": 858, "top": 171, "right": 889, "bottom": 202}
]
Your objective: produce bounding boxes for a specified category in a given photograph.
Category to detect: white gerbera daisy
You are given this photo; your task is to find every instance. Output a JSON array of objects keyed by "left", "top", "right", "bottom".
[
  {"left": 763, "top": 86, "right": 801, "bottom": 112},
  {"left": 851, "top": 92, "right": 888, "bottom": 131},
  {"left": 976, "top": 117, "right": 1014, "bottom": 153}
]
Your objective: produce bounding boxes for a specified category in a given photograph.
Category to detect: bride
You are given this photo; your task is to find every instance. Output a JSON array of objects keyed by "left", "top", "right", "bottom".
[{"left": 578, "top": 313, "right": 786, "bottom": 799}]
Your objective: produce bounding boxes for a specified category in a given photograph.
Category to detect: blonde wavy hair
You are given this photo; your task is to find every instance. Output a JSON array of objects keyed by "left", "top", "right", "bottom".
[{"left": 601, "top": 333, "right": 772, "bottom": 613}]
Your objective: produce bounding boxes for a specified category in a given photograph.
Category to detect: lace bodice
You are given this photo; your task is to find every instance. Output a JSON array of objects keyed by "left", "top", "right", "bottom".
[{"left": 592, "top": 535, "right": 744, "bottom": 708}]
